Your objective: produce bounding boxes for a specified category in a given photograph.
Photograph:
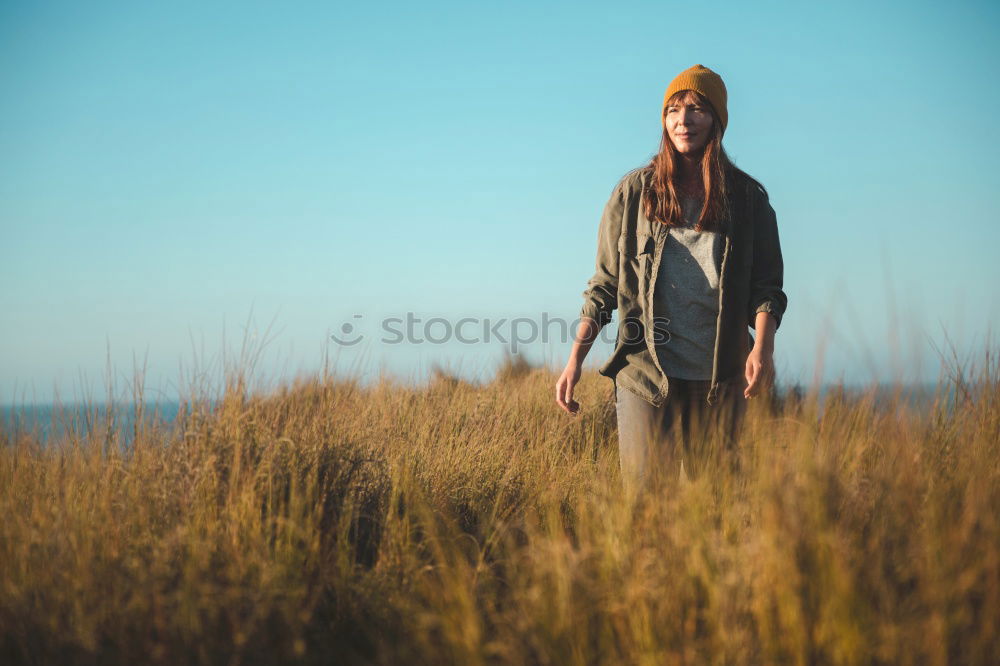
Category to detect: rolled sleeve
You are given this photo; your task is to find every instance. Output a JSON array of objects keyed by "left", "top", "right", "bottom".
[
  {"left": 748, "top": 193, "right": 788, "bottom": 330},
  {"left": 580, "top": 179, "right": 626, "bottom": 330}
]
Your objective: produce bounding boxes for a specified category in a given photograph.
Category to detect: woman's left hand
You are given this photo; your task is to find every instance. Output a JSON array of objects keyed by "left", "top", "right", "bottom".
[{"left": 744, "top": 346, "right": 774, "bottom": 399}]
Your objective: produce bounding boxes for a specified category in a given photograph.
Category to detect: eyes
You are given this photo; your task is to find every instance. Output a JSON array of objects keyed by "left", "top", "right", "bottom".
[{"left": 666, "top": 106, "right": 704, "bottom": 114}]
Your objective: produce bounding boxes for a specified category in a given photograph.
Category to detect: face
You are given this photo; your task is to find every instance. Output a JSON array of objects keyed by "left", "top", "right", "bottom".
[{"left": 663, "top": 91, "right": 714, "bottom": 154}]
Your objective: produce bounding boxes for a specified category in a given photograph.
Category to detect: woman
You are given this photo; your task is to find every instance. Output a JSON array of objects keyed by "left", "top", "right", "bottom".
[{"left": 554, "top": 64, "right": 788, "bottom": 492}]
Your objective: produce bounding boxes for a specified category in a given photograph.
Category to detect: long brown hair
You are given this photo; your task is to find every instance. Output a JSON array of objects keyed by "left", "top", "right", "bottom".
[{"left": 641, "top": 89, "right": 736, "bottom": 233}]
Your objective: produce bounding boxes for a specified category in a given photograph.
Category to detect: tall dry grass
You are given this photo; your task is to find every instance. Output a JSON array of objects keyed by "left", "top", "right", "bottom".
[{"left": 1, "top": 349, "right": 998, "bottom": 665}]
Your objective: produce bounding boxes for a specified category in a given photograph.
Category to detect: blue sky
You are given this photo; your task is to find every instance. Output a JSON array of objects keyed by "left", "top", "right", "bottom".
[{"left": 2, "top": 0, "right": 998, "bottom": 404}]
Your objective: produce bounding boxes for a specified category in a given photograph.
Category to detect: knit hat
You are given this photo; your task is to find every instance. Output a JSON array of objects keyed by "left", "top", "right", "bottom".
[{"left": 662, "top": 64, "right": 728, "bottom": 136}]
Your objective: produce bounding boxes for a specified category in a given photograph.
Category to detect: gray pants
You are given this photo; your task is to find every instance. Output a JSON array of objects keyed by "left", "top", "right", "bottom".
[{"left": 615, "top": 376, "right": 747, "bottom": 494}]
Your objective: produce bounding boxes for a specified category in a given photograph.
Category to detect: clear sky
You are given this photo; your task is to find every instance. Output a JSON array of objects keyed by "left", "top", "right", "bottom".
[{"left": 2, "top": 0, "right": 998, "bottom": 404}]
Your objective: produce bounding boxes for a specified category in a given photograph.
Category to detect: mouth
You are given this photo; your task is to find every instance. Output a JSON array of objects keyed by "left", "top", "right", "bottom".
[{"left": 676, "top": 134, "right": 695, "bottom": 139}]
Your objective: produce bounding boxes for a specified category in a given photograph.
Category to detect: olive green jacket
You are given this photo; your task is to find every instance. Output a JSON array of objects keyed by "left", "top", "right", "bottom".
[{"left": 580, "top": 165, "right": 787, "bottom": 407}]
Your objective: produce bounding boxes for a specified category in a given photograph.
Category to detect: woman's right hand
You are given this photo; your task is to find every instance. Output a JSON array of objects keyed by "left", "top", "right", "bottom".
[{"left": 555, "top": 361, "right": 583, "bottom": 415}]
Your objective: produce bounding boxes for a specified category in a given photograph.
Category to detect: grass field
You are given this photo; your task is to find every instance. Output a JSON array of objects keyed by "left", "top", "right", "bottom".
[{"left": 1, "top": 350, "right": 997, "bottom": 665}]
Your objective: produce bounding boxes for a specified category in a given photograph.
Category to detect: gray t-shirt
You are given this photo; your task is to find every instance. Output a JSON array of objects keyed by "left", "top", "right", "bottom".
[{"left": 651, "top": 195, "right": 722, "bottom": 380}]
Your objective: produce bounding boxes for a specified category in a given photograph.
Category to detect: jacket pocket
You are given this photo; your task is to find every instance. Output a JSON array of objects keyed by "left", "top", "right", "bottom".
[
  {"left": 619, "top": 233, "right": 654, "bottom": 258},
  {"left": 727, "top": 230, "right": 751, "bottom": 268},
  {"left": 617, "top": 233, "right": 652, "bottom": 308},
  {"left": 620, "top": 233, "right": 653, "bottom": 282}
]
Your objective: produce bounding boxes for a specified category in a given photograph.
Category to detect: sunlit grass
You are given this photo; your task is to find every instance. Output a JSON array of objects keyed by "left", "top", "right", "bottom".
[{"left": 1, "top": 349, "right": 997, "bottom": 665}]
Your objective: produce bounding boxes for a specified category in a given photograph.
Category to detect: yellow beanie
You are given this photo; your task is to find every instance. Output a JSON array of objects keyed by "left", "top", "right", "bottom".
[{"left": 662, "top": 64, "right": 728, "bottom": 136}]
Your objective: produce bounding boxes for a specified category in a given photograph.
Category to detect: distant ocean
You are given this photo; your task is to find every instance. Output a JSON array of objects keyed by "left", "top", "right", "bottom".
[
  {"left": 1, "top": 401, "right": 188, "bottom": 446},
  {"left": 1, "top": 382, "right": 955, "bottom": 446}
]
